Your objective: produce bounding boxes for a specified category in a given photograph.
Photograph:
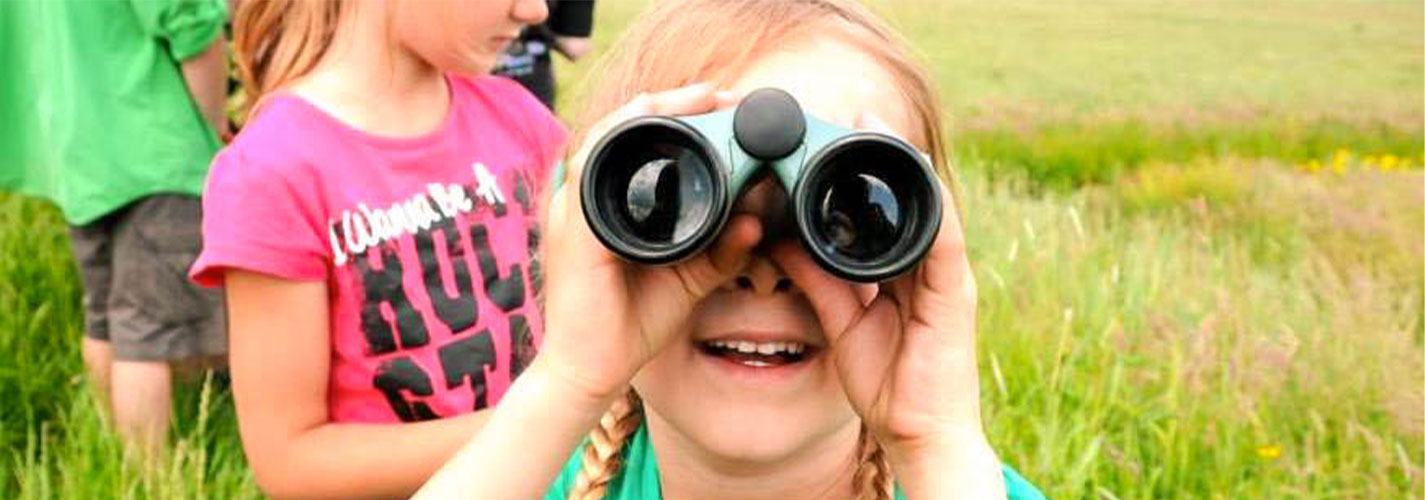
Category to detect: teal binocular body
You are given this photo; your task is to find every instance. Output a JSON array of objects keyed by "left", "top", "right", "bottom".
[{"left": 580, "top": 88, "right": 942, "bottom": 282}]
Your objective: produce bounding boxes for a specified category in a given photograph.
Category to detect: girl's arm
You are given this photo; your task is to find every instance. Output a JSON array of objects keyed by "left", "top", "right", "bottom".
[
  {"left": 226, "top": 270, "right": 494, "bottom": 500},
  {"left": 409, "top": 355, "right": 618, "bottom": 500},
  {"left": 413, "top": 83, "right": 748, "bottom": 500}
]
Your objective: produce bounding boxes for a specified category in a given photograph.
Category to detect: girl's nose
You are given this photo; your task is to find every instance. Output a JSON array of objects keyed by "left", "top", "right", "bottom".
[
  {"left": 733, "top": 257, "right": 795, "bottom": 295},
  {"left": 511, "top": 0, "right": 549, "bottom": 25}
]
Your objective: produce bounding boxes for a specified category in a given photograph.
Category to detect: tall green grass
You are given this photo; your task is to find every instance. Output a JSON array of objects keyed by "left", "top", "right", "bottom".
[
  {"left": 970, "top": 165, "right": 1423, "bottom": 499},
  {"left": 0, "top": 195, "right": 260, "bottom": 499},
  {"left": 4, "top": 164, "right": 1420, "bottom": 498},
  {"left": 0, "top": 194, "right": 85, "bottom": 470}
]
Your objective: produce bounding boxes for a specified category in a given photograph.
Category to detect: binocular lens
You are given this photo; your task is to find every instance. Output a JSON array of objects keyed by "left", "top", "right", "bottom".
[
  {"left": 798, "top": 135, "right": 940, "bottom": 282},
  {"left": 815, "top": 172, "right": 902, "bottom": 260},
  {"left": 623, "top": 147, "right": 712, "bottom": 244},
  {"left": 584, "top": 120, "right": 725, "bottom": 263}
]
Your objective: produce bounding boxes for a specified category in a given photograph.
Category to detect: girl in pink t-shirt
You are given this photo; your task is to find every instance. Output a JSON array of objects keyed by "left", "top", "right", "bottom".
[{"left": 188, "top": 1, "right": 562, "bottom": 497}]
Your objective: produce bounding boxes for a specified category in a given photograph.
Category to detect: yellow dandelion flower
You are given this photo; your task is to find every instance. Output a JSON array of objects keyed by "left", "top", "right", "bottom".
[
  {"left": 1380, "top": 155, "right": 1399, "bottom": 171},
  {"left": 1256, "top": 444, "right": 1282, "bottom": 461},
  {"left": 1305, "top": 160, "right": 1322, "bottom": 173},
  {"left": 1332, "top": 149, "right": 1350, "bottom": 172}
]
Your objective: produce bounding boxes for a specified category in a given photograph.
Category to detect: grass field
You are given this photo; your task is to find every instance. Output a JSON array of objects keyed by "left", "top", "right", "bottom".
[{"left": 3, "top": 0, "right": 1422, "bottom": 498}]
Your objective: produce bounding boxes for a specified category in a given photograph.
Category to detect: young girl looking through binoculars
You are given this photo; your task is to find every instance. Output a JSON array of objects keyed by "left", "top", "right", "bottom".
[{"left": 416, "top": 1, "right": 1047, "bottom": 499}]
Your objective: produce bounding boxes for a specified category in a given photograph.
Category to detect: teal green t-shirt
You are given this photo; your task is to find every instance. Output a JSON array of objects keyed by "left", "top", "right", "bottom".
[
  {"left": 0, "top": 0, "right": 226, "bottom": 224},
  {"left": 544, "top": 424, "right": 1048, "bottom": 500}
]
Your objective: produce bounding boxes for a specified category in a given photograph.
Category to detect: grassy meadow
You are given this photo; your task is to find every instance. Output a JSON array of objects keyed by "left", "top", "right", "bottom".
[{"left": 3, "top": 0, "right": 1422, "bottom": 498}]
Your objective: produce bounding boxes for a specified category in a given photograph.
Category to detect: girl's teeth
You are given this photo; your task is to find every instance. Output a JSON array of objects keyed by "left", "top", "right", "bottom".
[
  {"left": 741, "top": 360, "right": 772, "bottom": 367},
  {"left": 705, "top": 340, "right": 808, "bottom": 355}
]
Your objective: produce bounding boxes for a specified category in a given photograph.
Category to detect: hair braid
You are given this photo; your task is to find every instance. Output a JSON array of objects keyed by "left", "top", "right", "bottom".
[
  {"left": 852, "top": 425, "right": 896, "bottom": 500},
  {"left": 568, "top": 390, "right": 644, "bottom": 500}
]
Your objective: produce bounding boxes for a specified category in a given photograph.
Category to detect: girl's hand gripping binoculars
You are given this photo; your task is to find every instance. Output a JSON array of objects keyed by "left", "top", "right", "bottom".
[{"left": 580, "top": 88, "right": 942, "bottom": 282}]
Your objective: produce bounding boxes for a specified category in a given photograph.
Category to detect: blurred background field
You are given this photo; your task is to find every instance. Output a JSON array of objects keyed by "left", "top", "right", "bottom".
[{"left": 2, "top": 0, "right": 1421, "bottom": 498}]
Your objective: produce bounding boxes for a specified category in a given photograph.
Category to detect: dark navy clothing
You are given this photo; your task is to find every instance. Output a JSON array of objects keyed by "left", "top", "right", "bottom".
[{"left": 494, "top": 0, "right": 596, "bottom": 109}]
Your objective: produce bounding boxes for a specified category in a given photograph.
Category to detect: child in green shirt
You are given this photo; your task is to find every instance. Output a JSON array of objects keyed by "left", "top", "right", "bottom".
[{"left": 0, "top": 0, "right": 229, "bottom": 452}]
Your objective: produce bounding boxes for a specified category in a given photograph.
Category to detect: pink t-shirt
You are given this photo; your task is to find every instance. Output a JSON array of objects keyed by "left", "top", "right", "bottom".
[{"left": 191, "top": 75, "right": 565, "bottom": 423}]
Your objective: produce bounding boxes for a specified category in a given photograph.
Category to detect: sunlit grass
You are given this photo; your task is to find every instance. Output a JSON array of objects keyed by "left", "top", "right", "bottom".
[{"left": 968, "top": 165, "right": 1422, "bottom": 498}]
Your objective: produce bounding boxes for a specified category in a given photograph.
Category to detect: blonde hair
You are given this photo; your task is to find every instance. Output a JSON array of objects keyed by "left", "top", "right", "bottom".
[
  {"left": 570, "top": 0, "right": 951, "bottom": 185},
  {"left": 232, "top": 0, "right": 346, "bottom": 120},
  {"left": 567, "top": 1, "right": 950, "bottom": 498}
]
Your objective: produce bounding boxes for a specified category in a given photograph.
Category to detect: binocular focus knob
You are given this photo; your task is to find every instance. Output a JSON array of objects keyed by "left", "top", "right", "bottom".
[{"left": 733, "top": 88, "right": 807, "bottom": 160}]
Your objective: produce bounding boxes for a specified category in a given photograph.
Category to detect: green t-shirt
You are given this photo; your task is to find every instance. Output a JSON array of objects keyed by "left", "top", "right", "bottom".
[
  {"left": 544, "top": 423, "right": 1049, "bottom": 500},
  {"left": 0, "top": 0, "right": 227, "bottom": 224}
]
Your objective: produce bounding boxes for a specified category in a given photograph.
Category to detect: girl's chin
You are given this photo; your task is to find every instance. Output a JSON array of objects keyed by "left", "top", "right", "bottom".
[
  {"left": 671, "top": 409, "right": 861, "bottom": 468},
  {"left": 433, "top": 50, "right": 499, "bottom": 77},
  {"left": 691, "top": 425, "right": 823, "bottom": 464}
]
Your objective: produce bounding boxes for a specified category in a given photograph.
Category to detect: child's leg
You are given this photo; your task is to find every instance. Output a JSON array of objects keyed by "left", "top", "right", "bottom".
[
  {"left": 69, "top": 221, "right": 117, "bottom": 416},
  {"left": 106, "top": 194, "right": 228, "bottom": 455},
  {"left": 81, "top": 338, "right": 113, "bottom": 412},
  {"left": 110, "top": 360, "right": 172, "bottom": 456}
]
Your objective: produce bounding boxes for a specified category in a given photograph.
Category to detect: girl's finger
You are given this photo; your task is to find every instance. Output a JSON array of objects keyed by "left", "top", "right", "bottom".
[
  {"left": 917, "top": 178, "right": 972, "bottom": 301},
  {"left": 704, "top": 214, "right": 762, "bottom": 278},
  {"left": 896, "top": 178, "right": 979, "bottom": 356},
  {"left": 714, "top": 90, "right": 741, "bottom": 109},
  {"left": 855, "top": 111, "right": 900, "bottom": 136},
  {"left": 671, "top": 213, "right": 761, "bottom": 300},
  {"left": 544, "top": 178, "right": 619, "bottom": 276},
  {"left": 646, "top": 82, "right": 720, "bottom": 115},
  {"left": 770, "top": 240, "right": 864, "bottom": 339},
  {"left": 854, "top": 282, "right": 879, "bottom": 306}
]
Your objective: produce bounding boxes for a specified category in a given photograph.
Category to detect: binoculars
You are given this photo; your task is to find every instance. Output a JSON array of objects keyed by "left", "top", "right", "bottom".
[{"left": 580, "top": 88, "right": 942, "bottom": 282}]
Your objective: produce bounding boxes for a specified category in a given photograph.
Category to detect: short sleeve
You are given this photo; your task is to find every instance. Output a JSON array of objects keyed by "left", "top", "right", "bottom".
[
  {"left": 1002, "top": 465, "right": 1048, "bottom": 500},
  {"left": 891, "top": 464, "right": 1049, "bottom": 500},
  {"left": 189, "top": 147, "right": 332, "bottom": 287},
  {"left": 128, "top": 0, "right": 227, "bottom": 61}
]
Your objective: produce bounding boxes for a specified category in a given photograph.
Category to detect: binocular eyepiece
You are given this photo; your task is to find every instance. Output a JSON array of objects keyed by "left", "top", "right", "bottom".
[{"left": 580, "top": 88, "right": 942, "bottom": 282}]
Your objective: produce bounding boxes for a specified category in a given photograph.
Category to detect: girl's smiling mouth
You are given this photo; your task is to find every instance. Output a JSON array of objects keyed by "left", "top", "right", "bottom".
[
  {"left": 692, "top": 330, "right": 825, "bottom": 376},
  {"left": 698, "top": 339, "right": 812, "bottom": 367}
]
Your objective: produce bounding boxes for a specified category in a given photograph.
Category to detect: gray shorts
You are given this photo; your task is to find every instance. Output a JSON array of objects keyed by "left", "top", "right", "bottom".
[{"left": 70, "top": 194, "right": 226, "bottom": 361}]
